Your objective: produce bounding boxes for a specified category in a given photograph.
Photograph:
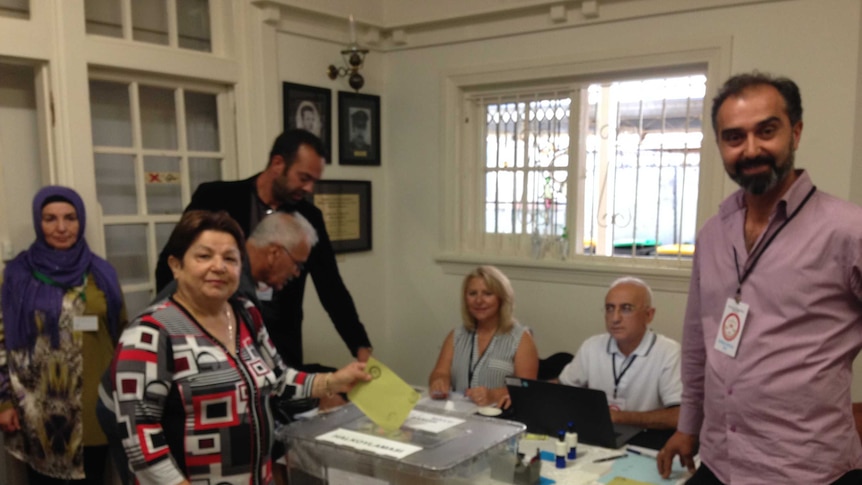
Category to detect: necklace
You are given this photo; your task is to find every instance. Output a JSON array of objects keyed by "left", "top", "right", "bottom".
[{"left": 225, "top": 306, "right": 235, "bottom": 352}]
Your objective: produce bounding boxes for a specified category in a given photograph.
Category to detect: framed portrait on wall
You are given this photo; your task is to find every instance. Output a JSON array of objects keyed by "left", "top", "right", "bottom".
[
  {"left": 312, "top": 180, "right": 372, "bottom": 253},
  {"left": 338, "top": 91, "right": 380, "bottom": 166},
  {"left": 283, "top": 82, "right": 332, "bottom": 162}
]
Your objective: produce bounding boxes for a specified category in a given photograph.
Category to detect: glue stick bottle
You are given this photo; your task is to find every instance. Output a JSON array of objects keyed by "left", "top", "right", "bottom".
[
  {"left": 566, "top": 421, "right": 578, "bottom": 460},
  {"left": 555, "top": 430, "right": 567, "bottom": 469}
]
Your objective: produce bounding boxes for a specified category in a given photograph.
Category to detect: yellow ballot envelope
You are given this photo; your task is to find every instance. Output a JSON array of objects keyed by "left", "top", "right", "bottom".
[
  {"left": 347, "top": 357, "right": 420, "bottom": 431},
  {"left": 606, "top": 479, "right": 654, "bottom": 485}
]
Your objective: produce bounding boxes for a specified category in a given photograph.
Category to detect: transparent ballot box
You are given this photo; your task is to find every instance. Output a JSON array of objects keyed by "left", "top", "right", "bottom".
[{"left": 278, "top": 403, "right": 526, "bottom": 484}]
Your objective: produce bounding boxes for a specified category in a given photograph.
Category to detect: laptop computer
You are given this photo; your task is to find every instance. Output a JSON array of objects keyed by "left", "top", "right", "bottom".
[{"left": 503, "top": 377, "right": 642, "bottom": 449}]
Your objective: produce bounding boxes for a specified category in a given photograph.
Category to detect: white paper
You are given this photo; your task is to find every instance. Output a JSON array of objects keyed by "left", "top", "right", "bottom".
[
  {"left": 73, "top": 315, "right": 98, "bottom": 332},
  {"left": 402, "top": 410, "right": 464, "bottom": 433},
  {"left": 316, "top": 428, "right": 422, "bottom": 459}
]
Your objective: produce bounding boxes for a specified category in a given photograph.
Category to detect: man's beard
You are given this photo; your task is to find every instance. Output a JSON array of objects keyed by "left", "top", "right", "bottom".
[
  {"left": 271, "top": 172, "right": 301, "bottom": 205},
  {"left": 730, "top": 151, "right": 794, "bottom": 195}
]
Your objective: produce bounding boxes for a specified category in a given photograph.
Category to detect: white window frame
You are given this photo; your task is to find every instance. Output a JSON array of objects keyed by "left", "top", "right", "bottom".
[
  {"left": 89, "top": 68, "right": 236, "bottom": 300},
  {"left": 84, "top": 0, "right": 222, "bottom": 54},
  {"left": 437, "top": 39, "right": 731, "bottom": 292}
]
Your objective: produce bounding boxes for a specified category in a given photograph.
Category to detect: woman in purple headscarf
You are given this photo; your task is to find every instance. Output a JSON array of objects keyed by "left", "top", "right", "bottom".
[{"left": 0, "top": 186, "right": 126, "bottom": 485}]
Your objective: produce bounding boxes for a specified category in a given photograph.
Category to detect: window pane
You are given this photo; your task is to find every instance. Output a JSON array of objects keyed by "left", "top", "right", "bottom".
[
  {"left": 105, "top": 224, "right": 149, "bottom": 285},
  {"left": 587, "top": 74, "right": 704, "bottom": 257},
  {"left": 85, "top": 0, "right": 121, "bottom": 38},
  {"left": 485, "top": 95, "right": 570, "bottom": 237},
  {"left": 90, "top": 80, "right": 132, "bottom": 147},
  {"left": 185, "top": 91, "right": 219, "bottom": 151},
  {"left": 94, "top": 153, "right": 137, "bottom": 215},
  {"left": 155, "top": 222, "right": 176, "bottom": 254},
  {"left": 132, "top": 0, "right": 168, "bottom": 45},
  {"left": 177, "top": 0, "right": 211, "bottom": 52},
  {"left": 189, "top": 157, "right": 221, "bottom": 192},
  {"left": 139, "top": 85, "right": 178, "bottom": 149},
  {"left": 481, "top": 74, "right": 702, "bottom": 259},
  {"left": 144, "top": 156, "right": 182, "bottom": 214}
]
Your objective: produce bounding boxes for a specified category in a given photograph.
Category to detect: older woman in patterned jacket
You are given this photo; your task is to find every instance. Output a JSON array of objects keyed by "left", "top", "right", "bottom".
[{"left": 98, "top": 210, "right": 370, "bottom": 485}]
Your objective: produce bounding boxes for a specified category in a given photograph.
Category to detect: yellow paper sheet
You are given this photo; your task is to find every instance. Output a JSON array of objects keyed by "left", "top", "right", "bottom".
[
  {"left": 606, "top": 478, "right": 655, "bottom": 485},
  {"left": 347, "top": 357, "right": 420, "bottom": 431}
]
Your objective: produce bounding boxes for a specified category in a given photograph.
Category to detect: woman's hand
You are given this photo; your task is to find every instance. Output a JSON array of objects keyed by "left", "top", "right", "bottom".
[
  {"left": 328, "top": 361, "right": 373, "bottom": 394},
  {"left": 429, "top": 378, "right": 450, "bottom": 400},
  {"left": 465, "top": 387, "right": 511, "bottom": 408},
  {"left": 465, "top": 386, "right": 495, "bottom": 406},
  {"left": 0, "top": 408, "right": 20, "bottom": 433}
]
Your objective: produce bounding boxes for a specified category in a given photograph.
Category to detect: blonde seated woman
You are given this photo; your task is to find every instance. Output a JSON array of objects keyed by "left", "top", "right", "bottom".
[{"left": 429, "top": 266, "right": 539, "bottom": 408}]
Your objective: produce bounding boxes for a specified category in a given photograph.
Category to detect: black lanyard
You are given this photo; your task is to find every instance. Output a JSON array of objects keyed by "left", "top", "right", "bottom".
[
  {"left": 467, "top": 332, "right": 491, "bottom": 388},
  {"left": 612, "top": 353, "right": 637, "bottom": 400},
  {"left": 733, "top": 186, "right": 816, "bottom": 300}
]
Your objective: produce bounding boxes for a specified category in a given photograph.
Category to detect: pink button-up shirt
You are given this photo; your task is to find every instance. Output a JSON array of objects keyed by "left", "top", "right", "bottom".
[{"left": 679, "top": 171, "right": 862, "bottom": 484}]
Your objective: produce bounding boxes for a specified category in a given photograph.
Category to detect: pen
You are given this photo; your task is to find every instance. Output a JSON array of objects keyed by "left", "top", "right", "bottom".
[
  {"left": 593, "top": 454, "right": 628, "bottom": 463},
  {"left": 626, "top": 447, "right": 658, "bottom": 458}
]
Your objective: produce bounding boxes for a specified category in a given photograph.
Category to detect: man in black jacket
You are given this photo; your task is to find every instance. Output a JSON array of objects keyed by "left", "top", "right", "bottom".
[{"left": 155, "top": 129, "right": 372, "bottom": 368}]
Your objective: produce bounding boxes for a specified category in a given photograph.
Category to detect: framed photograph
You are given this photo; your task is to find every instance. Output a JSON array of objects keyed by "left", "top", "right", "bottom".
[
  {"left": 338, "top": 91, "right": 381, "bottom": 166},
  {"left": 312, "top": 180, "right": 372, "bottom": 253},
  {"left": 283, "top": 82, "right": 332, "bottom": 162}
]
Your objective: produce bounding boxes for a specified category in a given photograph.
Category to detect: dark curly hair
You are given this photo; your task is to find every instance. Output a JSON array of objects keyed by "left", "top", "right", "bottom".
[{"left": 711, "top": 72, "right": 802, "bottom": 134}]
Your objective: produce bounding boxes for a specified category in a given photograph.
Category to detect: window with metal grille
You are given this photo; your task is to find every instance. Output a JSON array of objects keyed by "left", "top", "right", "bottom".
[{"left": 481, "top": 73, "right": 705, "bottom": 260}]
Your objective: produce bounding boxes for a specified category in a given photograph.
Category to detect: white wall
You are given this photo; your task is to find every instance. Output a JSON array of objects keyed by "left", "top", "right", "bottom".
[{"left": 371, "top": 0, "right": 862, "bottom": 394}]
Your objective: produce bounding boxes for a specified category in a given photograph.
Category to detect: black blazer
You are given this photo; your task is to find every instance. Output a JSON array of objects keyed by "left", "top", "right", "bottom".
[{"left": 155, "top": 175, "right": 371, "bottom": 367}]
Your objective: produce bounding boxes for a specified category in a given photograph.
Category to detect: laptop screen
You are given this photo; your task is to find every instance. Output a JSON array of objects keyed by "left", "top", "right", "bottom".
[{"left": 504, "top": 377, "right": 640, "bottom": 448}]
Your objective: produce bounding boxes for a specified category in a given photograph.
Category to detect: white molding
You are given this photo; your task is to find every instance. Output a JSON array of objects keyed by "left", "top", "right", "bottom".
[
  {"left": 251, "top": 0, "right": 786, "bottom": 51},
  {"left": 435, "top": 252, "right": 692, "bottom": 294},
  {"left": 582, "top": 0, "right": 599, "bottom": 19},
  {"left": 85, "top": 36, "right": 240, "bottom": 84},
  {"left": 549, "top": 4, "right": 568, "bottom": 23},
  {"left": 0, "top": 0, "right": 53, "bottom": 60}
]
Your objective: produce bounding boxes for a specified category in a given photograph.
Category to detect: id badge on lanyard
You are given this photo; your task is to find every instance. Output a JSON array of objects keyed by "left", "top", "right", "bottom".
[{"left": 714, "top": 298, "right": 749, "bottom": 357}]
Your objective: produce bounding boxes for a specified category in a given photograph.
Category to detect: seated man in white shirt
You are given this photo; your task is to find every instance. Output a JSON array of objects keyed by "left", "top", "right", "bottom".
[{"left": 558, "top": 276, "right": 681, "bottom": 430}]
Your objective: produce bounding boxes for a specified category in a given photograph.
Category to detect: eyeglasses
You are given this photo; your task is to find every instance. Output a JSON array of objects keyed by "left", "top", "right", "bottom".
[
  {"left": 603, "top": 303, "right": 642, "bottom": 316},
  {"left": 280, "top": 246, "right": 306, "bottom": 273}
]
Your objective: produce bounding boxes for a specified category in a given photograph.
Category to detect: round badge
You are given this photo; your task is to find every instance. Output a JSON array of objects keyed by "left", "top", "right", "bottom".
[{"left": 722, "top": 313, "right": 741, "bottom": 341}]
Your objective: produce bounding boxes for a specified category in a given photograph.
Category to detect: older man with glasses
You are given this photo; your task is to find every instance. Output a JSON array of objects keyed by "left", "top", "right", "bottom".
[
  {"left": 154, "top": 211, "right": 316, "bottom": 307},
  {"left": 557, "top": 276, "right": 682, "bottom": 430}
]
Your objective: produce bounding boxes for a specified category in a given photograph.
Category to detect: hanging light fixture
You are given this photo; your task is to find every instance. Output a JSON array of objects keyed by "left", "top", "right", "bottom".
[{"left": 327, "top": 14, "right": 369, "bottom": 92}]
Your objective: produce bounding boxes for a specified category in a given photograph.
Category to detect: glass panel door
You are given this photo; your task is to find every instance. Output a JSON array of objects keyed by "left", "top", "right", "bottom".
[{"left": 89, "top": 75, "right": 229, "bottom": 315}]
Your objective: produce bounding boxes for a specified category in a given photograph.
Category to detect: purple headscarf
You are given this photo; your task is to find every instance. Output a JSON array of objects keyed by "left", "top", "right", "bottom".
[{"left": 1, "top": 186, "right": 123, "bottom": 350}]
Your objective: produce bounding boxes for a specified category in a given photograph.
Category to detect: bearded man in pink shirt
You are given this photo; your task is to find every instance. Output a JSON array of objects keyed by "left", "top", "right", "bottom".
[{"left": 658, "top": 72, "right": 862, "bottom": 484}]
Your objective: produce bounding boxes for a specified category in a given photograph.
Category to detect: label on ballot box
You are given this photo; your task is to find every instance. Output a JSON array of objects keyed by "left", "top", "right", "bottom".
[
  {"left": 402, "top": 410, "right": 464, "bottom": 433},
  {"left": 316, "top": 428, "right": 422, "bottom": 459}
]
